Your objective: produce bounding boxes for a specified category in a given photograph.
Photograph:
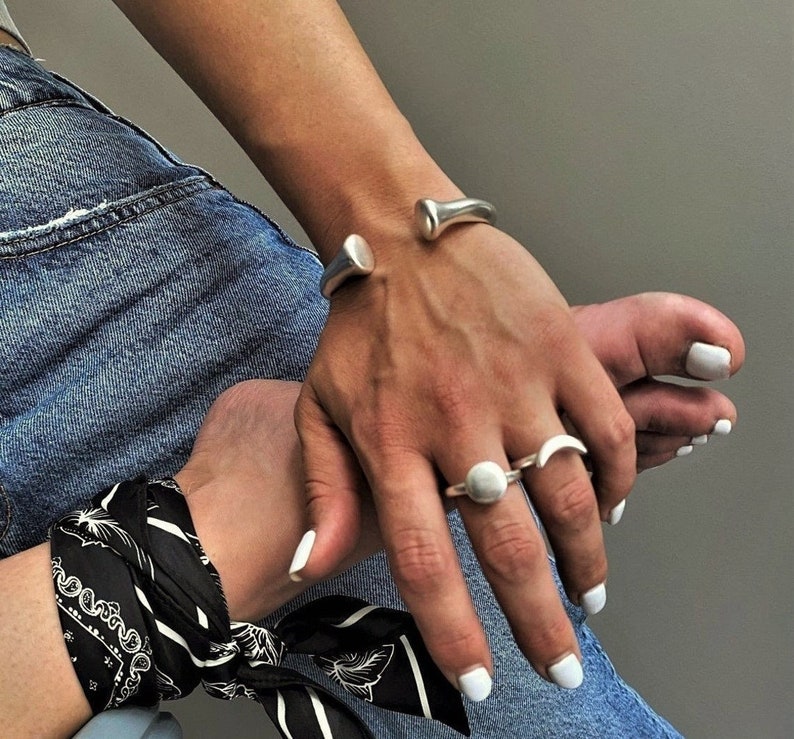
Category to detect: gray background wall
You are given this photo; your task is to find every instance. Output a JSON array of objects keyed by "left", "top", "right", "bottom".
[{"left": 10, "top": 2, "right": 792, "bottom": 737}]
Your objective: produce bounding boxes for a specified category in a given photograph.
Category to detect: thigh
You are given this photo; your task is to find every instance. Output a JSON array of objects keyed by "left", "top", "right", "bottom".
[{"left": 0, "top": 48, "right": 327, "bottom": 555}]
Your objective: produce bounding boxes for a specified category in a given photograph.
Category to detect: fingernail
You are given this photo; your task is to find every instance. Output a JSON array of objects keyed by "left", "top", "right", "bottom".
[
  {"left": 458, "top": 666, "right": 492, "bottom": 702},
  {"left": 548, "top": 654, "right": 583, "bottom": 689},
  {"left": 712, "top": 419, "right": 732, "bottom": 436},
  {"left": 607, "top": 499, "right": 626, "bottom": 526},
  {"left": 691, "top": 434, "right": 709, "bottom": 445},
  {"left": 676, "top": 445, "right": 694, "bottom": 457},
  {"left": 288, "top": 530, "right": 316, "bottom": 582},
  {"left": 580, "top": 583, "right": 607, "bottom": 616},
  {"left": 685, "top": 342, "right": 732, "bottom": 380}
]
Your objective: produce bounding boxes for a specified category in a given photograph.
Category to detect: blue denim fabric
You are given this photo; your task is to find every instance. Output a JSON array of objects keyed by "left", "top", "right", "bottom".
[{"left": 0, "top": 46, "right": 681, "bottom": 738}]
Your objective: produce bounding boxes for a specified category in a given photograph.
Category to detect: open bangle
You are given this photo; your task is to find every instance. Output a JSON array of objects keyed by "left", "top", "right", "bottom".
[{"left": 319, "top": 197, "right": 497, "bottom": 298}]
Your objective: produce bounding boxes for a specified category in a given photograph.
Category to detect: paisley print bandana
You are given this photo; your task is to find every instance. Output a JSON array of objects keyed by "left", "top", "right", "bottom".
[{"left": 49, "top": 477, "right": 470, "bottom": 738}]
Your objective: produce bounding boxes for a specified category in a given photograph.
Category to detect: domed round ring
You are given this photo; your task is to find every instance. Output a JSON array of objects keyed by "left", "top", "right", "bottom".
[{"left": 445, "top": 461, "right": 522, "bottom": 504}]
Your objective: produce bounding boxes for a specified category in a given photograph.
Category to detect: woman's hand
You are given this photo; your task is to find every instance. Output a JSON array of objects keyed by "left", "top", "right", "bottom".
[
  {"left": 172, "top": 289, "right": 746, "bottom": 629},
  {"left": 295, "top": 278, "right": 745, "bottom": 691},
  {"left": 178, "top": 290, "right": 743, "bottom": 694}
]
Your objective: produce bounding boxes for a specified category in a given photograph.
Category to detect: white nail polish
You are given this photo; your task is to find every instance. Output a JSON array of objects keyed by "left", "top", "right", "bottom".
[
  {"left": 607, "top": 499, "right": 626, "bottom": 526},
  {"left": 580, "top": 583, "right": 607, "bottom": 616},
  {"left": 691, "top": 435, "right": 709, "bottom": 445},
  {"left": 548, "top": 654, "right": 583, "bottom": 689},
  {"left": 676, "top": 445, "right": 694, "bottom": 457},
  {"left": 458, "top": 666, "right": 492, "bottom": 702},
  {"left": 685, "top": 342, "right": 731, "bottom": 380},
  {"left": 712, "top": 419, "right": 732, "bottom": 436},
  {"left": 288, "top": 530, "right": 316, "bottom": 582}
]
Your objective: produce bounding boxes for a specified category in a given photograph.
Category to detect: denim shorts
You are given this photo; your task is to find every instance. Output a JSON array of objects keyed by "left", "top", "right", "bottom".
[{"left": 0, "top": 45, "right": 681, "bottom": 738}]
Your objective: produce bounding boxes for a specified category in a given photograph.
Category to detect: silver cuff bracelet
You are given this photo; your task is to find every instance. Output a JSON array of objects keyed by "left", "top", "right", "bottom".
[{"left": 319, "top": 197, "right": 497, "bottom": 298}]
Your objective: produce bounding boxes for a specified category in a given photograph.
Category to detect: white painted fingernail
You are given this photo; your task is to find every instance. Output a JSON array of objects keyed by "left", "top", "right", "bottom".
[
  {"left": 548, "top": 654, "right": 583, "bottom": 689},
  {"left": 458, "top": 666, "right": 492, "bottom": 702},
  {"left": 712, "top": 419, "right": 732, "bottom": 436},
  {"left": 288, "top": 530, "right": 316, "bottom": 582},
  {"left": 691, "top": 434, "right": 709, "bottom": 445},
  {"left": 580, "top": 583, "right": 607, "bottom": 616},
  {"left": 685, "top": 342, "right": 732, "bottom": 380},
  {"left": 676, "top": 445, "right": 694, "bottom": 457},
  {"left": 607, "top": 499, "right": 626, "bottom": 526}
]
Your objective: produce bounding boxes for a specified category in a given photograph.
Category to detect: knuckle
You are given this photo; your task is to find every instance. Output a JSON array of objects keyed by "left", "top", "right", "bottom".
[
  {"left": 303, "top": 475, "right": 337, "bottom": 506},
  {"left": 349, "top": 413, "right": 414, "bottom": 459},
  {"left": 546, "top": 477, "right": 596, "bottom": 530},
  {"left": 527, "top": 305, "right": 578, "bottom": 357},
  {"left": 478, "top": 520, "right": 544, "bottom": 582},
  {"left": 521, "top": 613, "right": 573, "bottom": 658},
  {"left": 389, "top": 530, "right": 453, "bottom": 596},
  {"left": 604, "top": 409, "right": 636, "bottom": 450},
  {"left": 348, "top": 400, "right": 408, "bottom": 444},
  {"left": 428, "top": 372, "right": 478, "bottom": 427},
  {"left": 428, "top": 628, "right": 484, "bottom": 668}
]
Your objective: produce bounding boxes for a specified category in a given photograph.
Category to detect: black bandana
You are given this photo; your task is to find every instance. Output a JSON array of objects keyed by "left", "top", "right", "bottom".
[{"left": 49, "top": 478, "right": 470, "bottom": 738}]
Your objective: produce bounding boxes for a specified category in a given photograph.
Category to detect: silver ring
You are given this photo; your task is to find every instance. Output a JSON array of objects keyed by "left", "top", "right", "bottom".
[
  {"left": 510, "top": 435, "right": 588, "bottom": 472},
  {"left": 445, "top": 461, "right": 522, "bottom": 504}
]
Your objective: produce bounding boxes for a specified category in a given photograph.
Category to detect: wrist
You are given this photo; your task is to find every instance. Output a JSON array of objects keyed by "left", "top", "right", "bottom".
[
  {"left": 314, "top": 143, "right": 465, "bottom": 264},
  {"left": 249, "top": 112, "right": 464, "bottom": 264}
]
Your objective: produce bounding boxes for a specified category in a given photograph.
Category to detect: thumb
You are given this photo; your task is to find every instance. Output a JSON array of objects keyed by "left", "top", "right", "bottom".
[{"left": 290, "top": 385, "right": 366, "bottom": 583}]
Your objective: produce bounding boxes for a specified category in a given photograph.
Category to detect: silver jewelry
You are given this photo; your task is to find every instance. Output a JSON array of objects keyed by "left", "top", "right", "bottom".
[
  {"left": 445, "top": 461, "right": 522, "bottom": 504},
  {"left": 510, "top": 435, "right": 588, "bottom": 472},
  {"left": 319, "top": 234, "right": 375, "bottom": 299},
  {"left": 415, "top": 198, "right": 497, "bottom": 241}
]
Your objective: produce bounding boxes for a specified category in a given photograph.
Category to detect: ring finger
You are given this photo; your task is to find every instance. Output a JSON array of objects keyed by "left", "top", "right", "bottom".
[{"left": 439, "top": 434, "right": 585, "bottom": 688}]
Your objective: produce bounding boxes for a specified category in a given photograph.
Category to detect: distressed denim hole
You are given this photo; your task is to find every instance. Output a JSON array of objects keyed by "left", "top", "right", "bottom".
[{"left": 0, "top": 482, "right": 10, "bottom": 542}]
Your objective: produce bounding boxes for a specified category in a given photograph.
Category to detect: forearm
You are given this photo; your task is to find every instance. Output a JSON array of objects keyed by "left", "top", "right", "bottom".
[
  {"left": 0, "top": 545, "right": 91, "bottom": 737},
  {"left": 111, "top": 0, "right": 461, "bottom": 260}
]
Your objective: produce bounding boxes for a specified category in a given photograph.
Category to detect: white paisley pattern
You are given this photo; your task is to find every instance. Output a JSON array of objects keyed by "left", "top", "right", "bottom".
[{"left": 52, "top": 557, "right": 152, "bottom": 707}]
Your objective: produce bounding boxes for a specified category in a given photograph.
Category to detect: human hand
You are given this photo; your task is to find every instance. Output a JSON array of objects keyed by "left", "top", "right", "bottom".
[
  {"left": 176, "top": 289, "right": 743, "bottom": 641},
  {"left": 294, "top": 225, "right": 640, "bottom": 694}
]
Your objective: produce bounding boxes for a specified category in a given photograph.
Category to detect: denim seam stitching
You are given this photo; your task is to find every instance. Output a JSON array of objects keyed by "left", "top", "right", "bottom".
[
  {"left": 0, "top": 97, "right": 91, "bottom": 119},
  {"left": 0, "top": 178, "right": 216, "bottom": 260},
  {"left": 0, "top": 482, "right": 10, "bottom": 541},
  {"left": 0, "top": 78, "right": 317, "bottom": 261},
  {"left": 0, "top": 176, "right": 209, "bottom": 247}
]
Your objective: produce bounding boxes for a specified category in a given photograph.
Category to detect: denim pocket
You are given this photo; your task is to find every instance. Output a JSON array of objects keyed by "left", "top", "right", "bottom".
[
  {"left": 0, "top": 92, "right": 208, "bottom": 247},
  {"left": 0, "top": 175, "right": 214, "bottom": 260}
]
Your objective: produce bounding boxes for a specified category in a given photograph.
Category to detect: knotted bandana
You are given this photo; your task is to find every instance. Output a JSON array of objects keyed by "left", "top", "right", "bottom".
[{"left": 50, "top": 477, "right": 470, "bottom": 738}]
